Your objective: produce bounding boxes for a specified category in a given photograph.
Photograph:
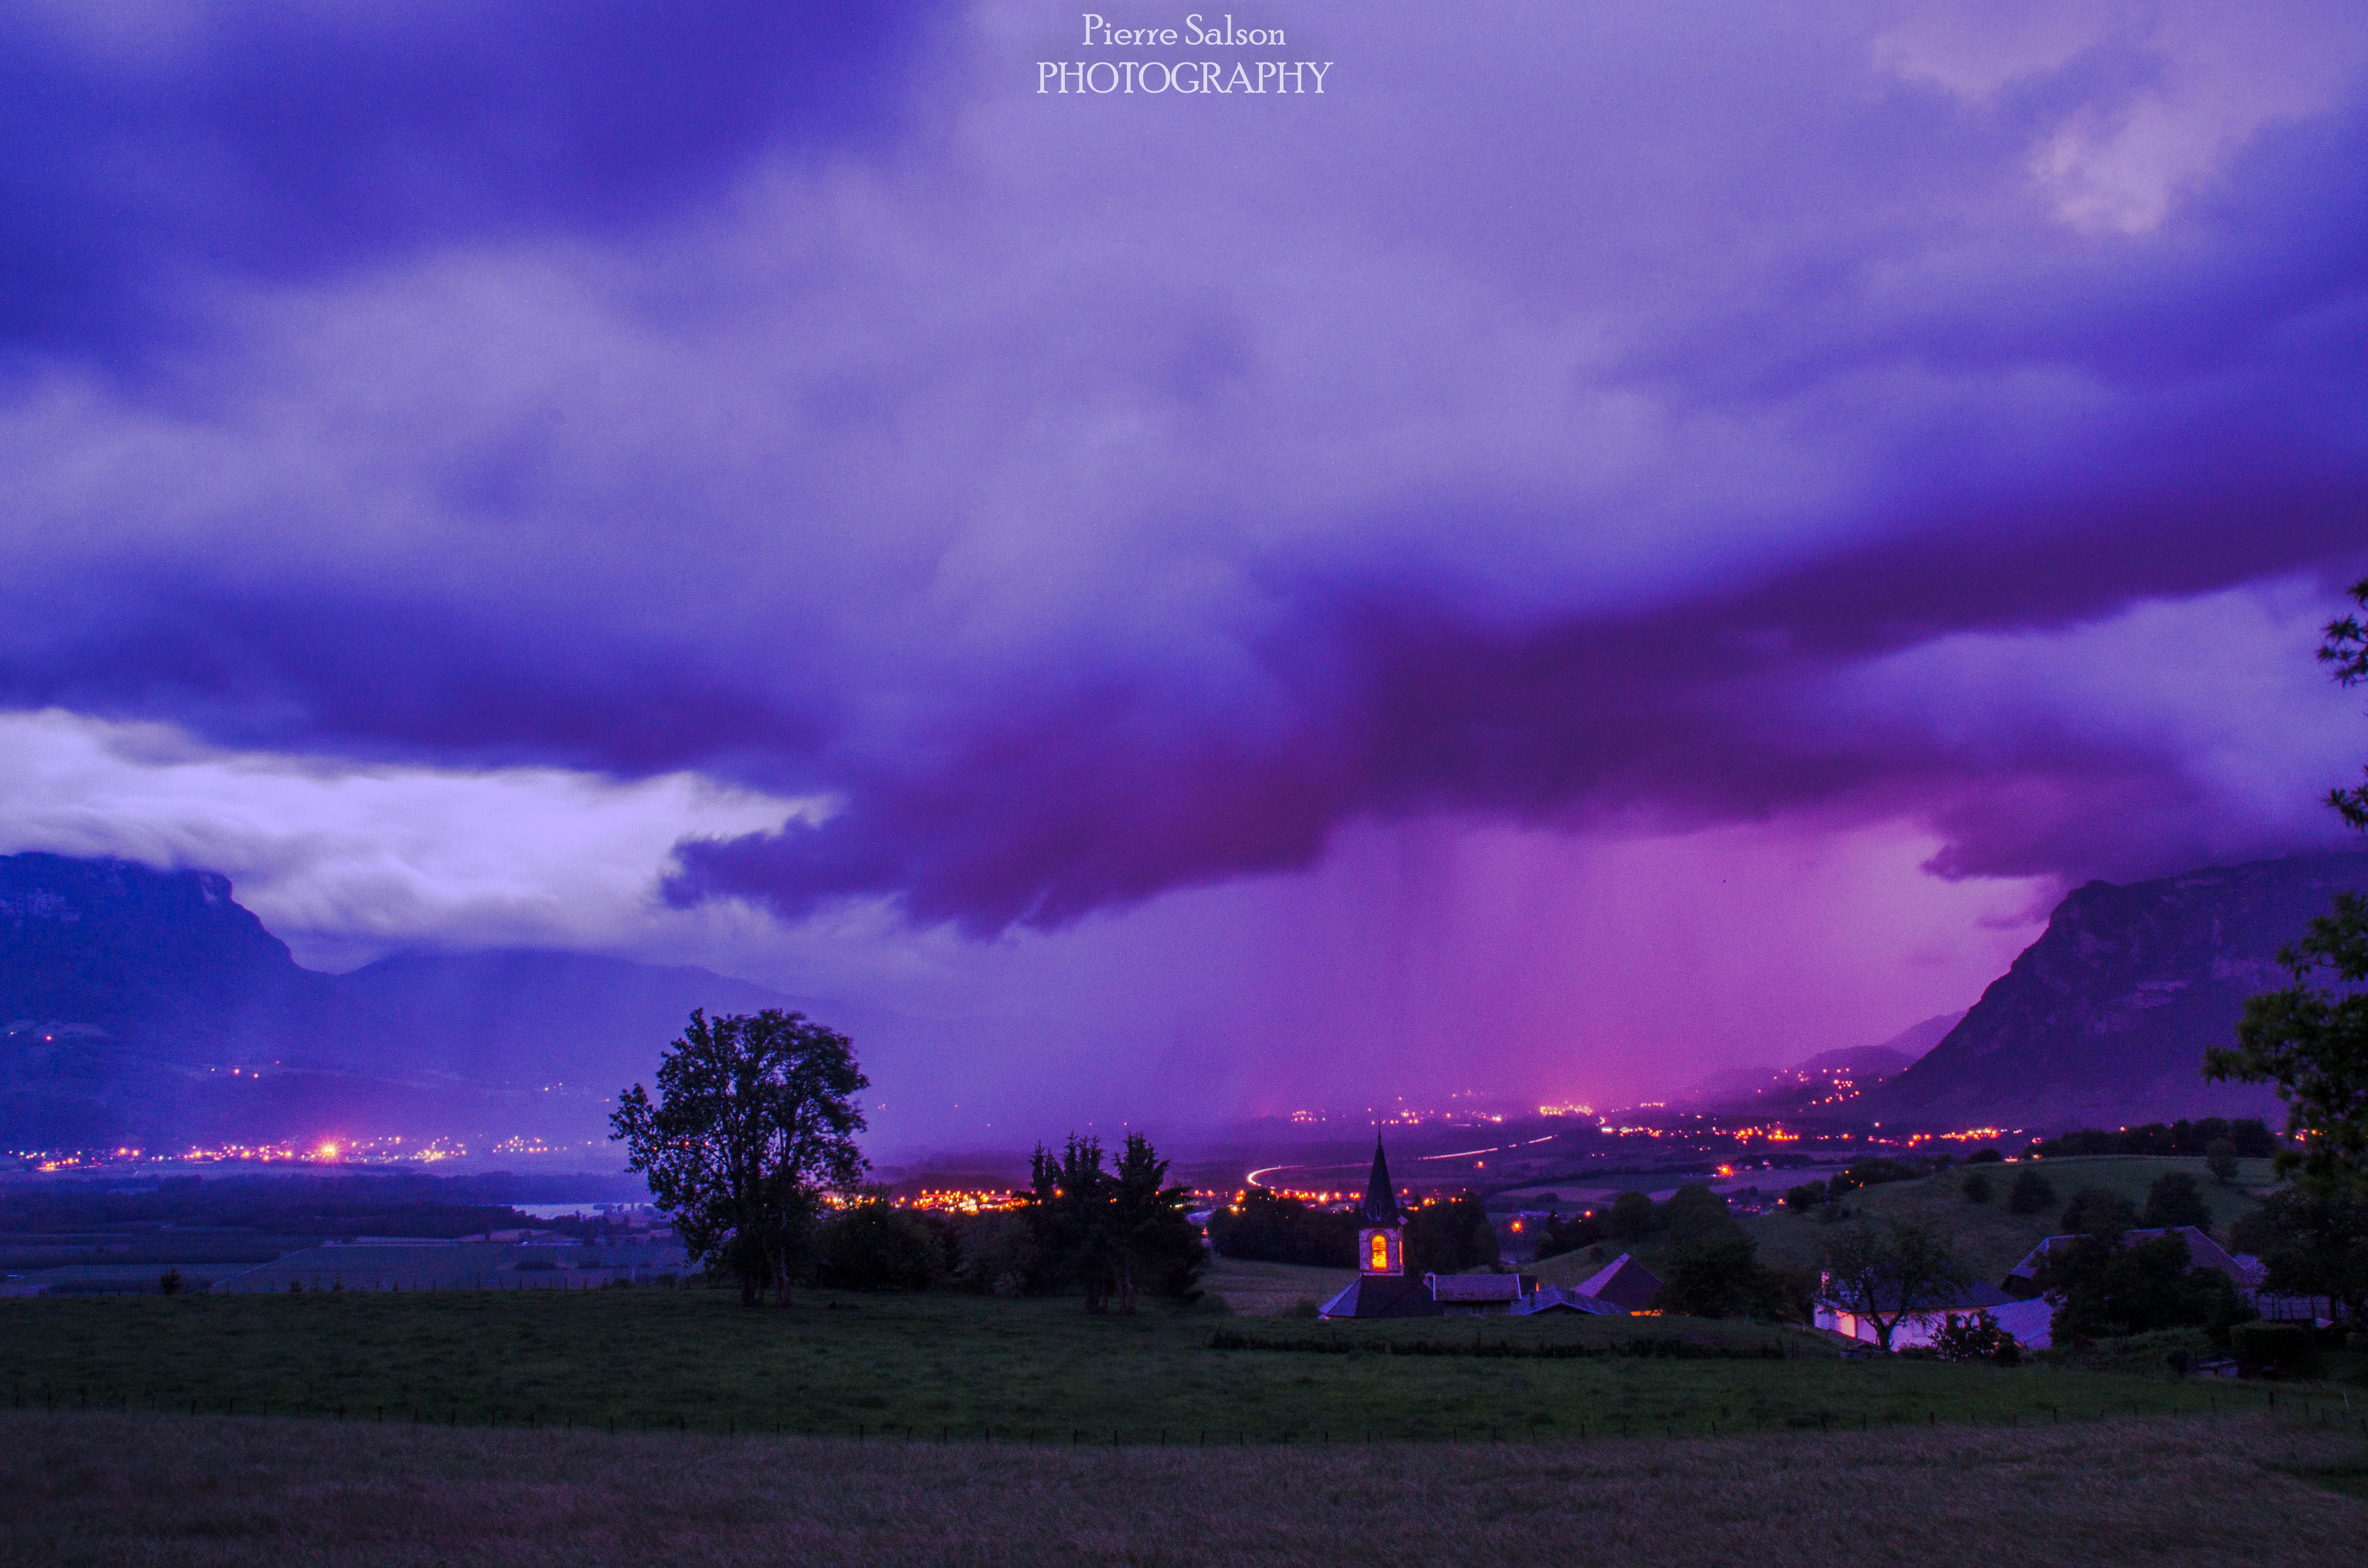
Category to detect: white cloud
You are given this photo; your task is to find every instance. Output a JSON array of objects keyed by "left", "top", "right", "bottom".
[{"left": 0, "top": 708, "right": 815, "bottom": 968}]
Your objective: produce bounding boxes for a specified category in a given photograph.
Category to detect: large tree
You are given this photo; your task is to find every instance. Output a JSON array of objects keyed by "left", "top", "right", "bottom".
[
  {"left": 1820, "top": 1220, "right": 1971, "bottom": 1352},
  {"left": 2208, "top": 577, "right": 2368, "bottom": 1194},
  {"left": 1107, "top": 1132, "right": 1205, "bottom": 1312},
  {"left": 1024, "top": 1134, "right": 1119, "bottom": 1311},
  {"left": 611, "top": 1008, "right": 868, "bottom": 1307}
]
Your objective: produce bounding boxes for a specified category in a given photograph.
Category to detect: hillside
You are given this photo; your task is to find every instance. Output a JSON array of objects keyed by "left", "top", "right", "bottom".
[
  {"left": 0, "top": 853, "right": 807, "bottom": 1151},
  {"left": 1529, "top": 1155, "right": 2274, "bottom": 1291},
  {"left": 1856, "top": 851, "right": 2368, "bottom": 1132},
  {"left": 1735, "top": 1156, "right": 2272, "bottom": 1283}
]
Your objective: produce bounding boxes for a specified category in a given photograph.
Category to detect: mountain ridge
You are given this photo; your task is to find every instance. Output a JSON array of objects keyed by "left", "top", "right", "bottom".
[
  {"left": 1856, "top": 850, "right": 2368, "bottom": 1130},
  {"left": 0, "top": 852, "right": 813, "bottom": 1151}
]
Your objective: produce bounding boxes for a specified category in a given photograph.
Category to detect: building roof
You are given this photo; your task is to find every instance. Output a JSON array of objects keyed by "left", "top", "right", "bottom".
[
  {"left": 1427, "top": 1272, "right": 1522, "bottom": 1302},
  {"left": 1318, "top": 1273, "right": 1444, "bottom": 1319},
  {"left": 1357, "top": 1136, "right": 1403, "bottom": 1226},
  {"left": 1817, "top": 1277, "right": 2017, "bottom": 1313},
  {"left": 2003, "top": 1226, "right": 2255, "bottom": 1285},
  {"left": 1987, "top": 1296, "right": 2054, "bottom": 1349},
  {"left": 1572, "top": 1252, "right": 1663, "bottom": 1312},
  {"left": 1512, "top": 1286, "right": 1626, "bottom": 1316}
]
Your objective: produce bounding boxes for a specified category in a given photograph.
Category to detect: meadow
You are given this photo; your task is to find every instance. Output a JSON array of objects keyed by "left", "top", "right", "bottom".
[
  {"left": 0, "top": 1288, "right": 2310, "bottom": 1444},
  {"left": 2, "top": 1407, "right": 2362, "bottom": 1568}
]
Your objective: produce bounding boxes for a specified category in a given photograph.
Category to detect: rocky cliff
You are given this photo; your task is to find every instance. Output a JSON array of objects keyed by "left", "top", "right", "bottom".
[{"left": 1858, "top": 851, "right": 2368, "bottom": 1131}]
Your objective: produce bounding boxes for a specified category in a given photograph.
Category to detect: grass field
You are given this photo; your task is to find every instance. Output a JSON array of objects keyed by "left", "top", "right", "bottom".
[
  {"left": 3, "top": 1407, "right": 2363, "bottom": 1567},
  {"left": 1532, "top": 1155, "right": 2273, "bottom": 1288},
  {"left": 1199, "top": 1255, "right": 1353, "bottom": 1316},
  {"left": 0, "top": 1289, "right": 2315, "bottom": 1443}
]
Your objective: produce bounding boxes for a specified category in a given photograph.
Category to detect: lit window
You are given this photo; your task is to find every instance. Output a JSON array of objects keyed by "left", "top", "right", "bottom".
[{"left": 1369, "top": 1233, "right": 1389, "bottom": 1271}]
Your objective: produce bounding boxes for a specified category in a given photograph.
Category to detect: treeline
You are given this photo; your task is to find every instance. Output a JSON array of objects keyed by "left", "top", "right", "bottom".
[
  {"left": 0, "top": 1174, "right": 568, "bottom": 1241},
  {"left": 802, "top": 1132, "right": 1207, "bottom": 1310},
  {"left": 2030, "top": 1119, "right": 2279, "bottom": 1159},
  {"left": 1782, "top": 1156, "right": 1943, "bottom": 1212},
  {"left": 1206, "top": 1188, "right": 1498, "bottom": 1273}
]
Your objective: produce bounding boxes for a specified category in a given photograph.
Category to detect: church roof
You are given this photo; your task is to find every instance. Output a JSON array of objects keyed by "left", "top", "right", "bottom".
[{"left": 1357, "top": 1136, "right": 1403, "bottom": 1226}]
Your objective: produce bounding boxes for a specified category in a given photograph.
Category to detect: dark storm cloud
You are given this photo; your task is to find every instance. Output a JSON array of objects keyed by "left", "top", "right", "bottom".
[
  {"left": 0, "top": 0, "right": 948, "bottom": 356},
  {"left": 4, "top": 1, "right": 2367, "bottom": 939}
]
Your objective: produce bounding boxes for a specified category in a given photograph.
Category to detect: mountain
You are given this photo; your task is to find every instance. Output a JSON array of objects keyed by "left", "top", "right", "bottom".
[
  {"left": 0, "top": 853, "right": 809, "bottom": 1152},
  {"left": 1857, "top": 851, "right": 2368, "bottom": 1132},
  {"left": 1679, "top": 1012, "right": 1962, "bottom": 1116}
]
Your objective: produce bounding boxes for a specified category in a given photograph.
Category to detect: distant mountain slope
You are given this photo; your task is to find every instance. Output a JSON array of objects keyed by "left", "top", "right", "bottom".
[
  {"left": 1681, "top": 1012, "right": 1962, "bottom": 1116},
  {"left": 1858, "top": 852, "right": 2368, "bottom": 1131},
  {"left": 0, "top": 853, "right": 812, "bottom": 1150},
  {"left": 0, "top": 853, "right": 320, "bottom": 1056},
  {"left": 320, "top": 950, "right": 796, "bottom": 1090}
]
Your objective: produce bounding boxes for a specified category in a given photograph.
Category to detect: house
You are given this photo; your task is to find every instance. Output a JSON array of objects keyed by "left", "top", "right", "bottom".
[
  {"left": 2001, "top": 1224, "right": 2335, "bottom": 1328},
  {"left": 1814, "top": 1278, "right": 2032, "bottom": 1350},
  {"left": 2002, "top": 1226, "right": 2258, "bottom": 1295}
]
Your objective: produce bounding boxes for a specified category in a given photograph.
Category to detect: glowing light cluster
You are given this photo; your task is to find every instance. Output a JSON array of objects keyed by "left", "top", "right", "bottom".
[
  {"left": 18, "top": 1135, "right": 475, "bottom": 1171},
  {"left": 897, "top": 1188, "right": 1024, "bottom": 1215}
]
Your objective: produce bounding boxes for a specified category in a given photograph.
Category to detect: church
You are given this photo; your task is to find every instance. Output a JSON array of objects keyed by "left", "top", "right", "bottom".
[
  {"left": 1316, "top": 1136, "right": 1447, "bottom": 1318},
  {"left": 1316, "top": 1135, "right": 1659, "bottom": 1320}
]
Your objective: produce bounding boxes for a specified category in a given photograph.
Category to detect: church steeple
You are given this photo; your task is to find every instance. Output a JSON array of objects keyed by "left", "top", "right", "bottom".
[
  {"left": 1357, "top": 1134, "right": 1402, "bottom": 1225},
  {"left": 1357, "top": 1133, "right": 1405, "bottom": 1275}
]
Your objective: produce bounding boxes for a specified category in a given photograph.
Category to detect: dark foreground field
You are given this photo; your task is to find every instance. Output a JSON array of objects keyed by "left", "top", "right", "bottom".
[
  {"left": 2, "top": 1409, "right": 2363, "bottom": 1567},
  {"left": 0, "top": 1290, "right": 2304, "bottom": 1440}
]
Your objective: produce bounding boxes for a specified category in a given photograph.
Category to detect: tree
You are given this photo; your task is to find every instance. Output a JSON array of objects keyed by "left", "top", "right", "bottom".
[
  {"left": 2142, "top": 1172, "right": 2212, "bottom": 1233},
  {"left": 2060, "top": 1187, "right": 2140, "bottom": 1237},
  {"left": 1961, "top": 1171, "right": 1994, "bottom": 1205},
  {"left": 611, "top": 1009, "right": 868, "bottom": 1307},
  {"left": 1661, "top": 1184, "right": 1736, "bottom": 1248},
  {"left": 1107, "top": 1132, "right": 1204, "bottom": 1312},
  {"left": 1208, "top": 1188, "right": 1356, "bottom": 1266},
  {"left": 1023, "top": 1134, "right": 1118, "bottom": 1311},
  {"left": 1603, "top": 1190, "right": 1663, "bottom": 1241},
  {"left": 1020, "top": 1132, "right": 1203, "bottom": 1311},
  {"left": 2206, "top": 1138, "right": 2241, "bottom": 1186},
  {"left": 813, "top": 1199, "right": 951, "bottom": 1291},
  {"left": 2035, "top": 1231, "right": 2252, "bottom": 1344},
  {"left": 2229, "top": 1187, "right": 2368, "bottom": 1324},
  {"left": 1654, "top": 1233, "right": 1784, "bottom": 1319},
  {"left": 1531, "top": 1209, "right": 1604, "bottom": 1259},
  {"left": 2208, "top": 576, "right": 2368, "bottom": 1194},
  {"left": 2007, "top": 1169, "right": 2057, "bottom": 1214},
  {"left": 1404, "top": 1195, "right": 1499, "bottom": 1272},
  {"left": 1820, "top": 1221, "right": 1972, "bottom": 1352},
  {"left": 1932, "top": 1310, "right": 2019, "bottom": 1365}
]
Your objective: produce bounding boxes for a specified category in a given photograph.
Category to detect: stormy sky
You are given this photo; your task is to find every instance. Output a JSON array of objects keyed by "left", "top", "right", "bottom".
[{"left": 3, "top": 0, "right": 2366, "bottom": 1149}]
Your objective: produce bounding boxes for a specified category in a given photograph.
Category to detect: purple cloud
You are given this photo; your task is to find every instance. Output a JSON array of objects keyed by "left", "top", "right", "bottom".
[{"left": 1, "top": 0, "right": 2365, "bottom": 953}]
